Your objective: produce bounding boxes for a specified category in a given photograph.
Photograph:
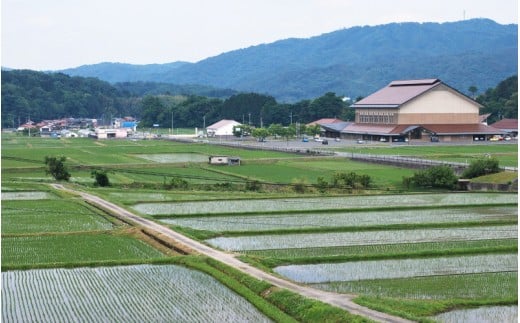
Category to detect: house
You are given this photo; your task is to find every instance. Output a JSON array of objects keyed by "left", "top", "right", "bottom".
[
  {"left": 306, "top": 118, "right": 344, "bottom": 127},
  {"left": 489, "top": 119, "right": 518, "bottom": 137},
  {"left": 93, "top": 128, "right": 128, "bottom": 139},
  {"left": 342, "top": 79, "right": 504, "bottom": 142},
  {"left": 209, "top": 156, "right": 241, "bottom": 166},
  {"left": 206, "top": 119, "right": 241, "bottom": 137}
]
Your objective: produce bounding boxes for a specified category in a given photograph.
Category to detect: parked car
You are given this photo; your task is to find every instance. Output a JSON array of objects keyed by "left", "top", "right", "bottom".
[
  {"left": 356, "top": 139, "right": 364, "bottom": 144},
  {"left": 322, "top": 139, "right": 328, "bottom": 145},
  {"left": 302, "top": 137, "right": 309, "bottom": 142}
]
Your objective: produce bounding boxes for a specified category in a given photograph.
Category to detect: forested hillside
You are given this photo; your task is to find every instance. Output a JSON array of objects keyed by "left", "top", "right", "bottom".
[
  {"left": 1, "top": 70, "right": 133, "bottom": 127},
  {"left": 2, "top": 69, "right": 515, "bottom": 130},
  {"left": 477, "top": 75, "right": 518, "bottom": 123},
  {"left": 61, "top": 19, "right": 518, "bottom": 102}
]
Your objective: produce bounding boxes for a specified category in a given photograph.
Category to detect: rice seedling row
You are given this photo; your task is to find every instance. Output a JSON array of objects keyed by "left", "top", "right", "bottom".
[
  {"left": 274, "top": 253, "right": 517, "bottom": 283},
  {"left": 2, "top": 200, "right": 114, "bottom": 234},
  {"left": 243, "top": 239, "right": 518, "bottom": 261},
  {"left": 2, "top": 265, "right": 271, "bottom": 323},
  {"left": 1, "top": 191, "right": 54, "bottom": 201},
  {"left": 133, "top": 193, "right": 517, "bottom": 215},
  {"left": 432, "top": 305, "right": 517, "bottom": 322},
  {"left": 2, "top": 233, "right": 165, "bottom": 267},
  {"left": 312, "top": 272, "right": 517, "bottom": 300},
  {"left": 206, "top": 225, "right": 517, "bottom": 251},
  {"left": 159, "top": 206, "right": 517, "bottom": 232}
]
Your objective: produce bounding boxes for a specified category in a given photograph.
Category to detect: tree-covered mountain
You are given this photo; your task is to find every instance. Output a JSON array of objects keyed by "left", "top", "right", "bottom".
[
  {"left": 477, "top": 75, "right": 518, "bottom": 123},
  {"left": 60, "top": 19, "right": 517, "bottom": 102}
]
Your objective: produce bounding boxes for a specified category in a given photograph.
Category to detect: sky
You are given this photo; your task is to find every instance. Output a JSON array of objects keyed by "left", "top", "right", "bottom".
[{"left": 2, "top": 0, "right": 518, "bottom": 71}]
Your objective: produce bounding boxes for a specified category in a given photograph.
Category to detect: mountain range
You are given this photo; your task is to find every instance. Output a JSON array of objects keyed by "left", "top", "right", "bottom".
[{"left": 60, "top": 18, "right": 517, "bottom": 102}]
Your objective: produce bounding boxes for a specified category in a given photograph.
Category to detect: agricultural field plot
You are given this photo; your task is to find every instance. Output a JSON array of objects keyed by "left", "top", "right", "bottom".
[
  {"left": 274, "top": 253, "right": 517, "bottom": 283},
  {"left": 219, "top": 158, "right": 413, "bottom": 188},
  {"left": 2, "top": 231, "right": 166, "bottom": 267},
  {"left": 335, "top": 143, "right": 518, "bottom": 167},
  {"left": 314, "top": 272, "right": 517, "bottom": 300},
  {"left": 134, "top": 153, "right": 209, "bottom": 163},
  {"left": 243, "top": 239, "right": 517, "bottom": 261},
  {"left": 1, "top": 191, "right": 53, "bottom": 200},
  {"left": 2, "top": 264, "right": 271, "bottom": 323},
  {"left": 159, "top": 206, "right": 517, "bottom": 232},
  {"left": 133, "top": 192, "right": 517, "bottom": 216},
  {"left": 205, "top": 225, "right": 517, "bottom": 251},
  {"left": 432, "top": 305, "right": 517, "bottom": 323},
  {"left": 2, "top": 199, "right": 114, "bottom": 234}
]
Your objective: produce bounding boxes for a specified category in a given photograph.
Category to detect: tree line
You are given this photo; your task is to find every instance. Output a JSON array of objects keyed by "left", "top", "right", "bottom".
[{"left": 2, "top": 69, "right": 516, "bottom": 129}]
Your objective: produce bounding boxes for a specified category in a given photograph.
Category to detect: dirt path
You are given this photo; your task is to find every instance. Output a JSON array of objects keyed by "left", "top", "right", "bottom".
[{"left": 51, "top": 184, "right": 414, "bottom": 323}]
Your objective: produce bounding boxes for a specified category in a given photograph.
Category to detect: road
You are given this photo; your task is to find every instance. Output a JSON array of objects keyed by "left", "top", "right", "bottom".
[{"left": 51, "top": 183, "right": 414, "bottom": 323}]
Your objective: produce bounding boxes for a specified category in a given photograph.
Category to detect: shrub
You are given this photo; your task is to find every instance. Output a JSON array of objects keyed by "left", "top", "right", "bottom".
[
  {"left": 91, "top": 170, "right": 110, "bottom": 187},
  {"left": 462, "top": 158, "right": 501, "bottom": 179},
  {"left": 405, "top": 165, "right": 457, "bottom": 189},
  {"left": 44, "top": 156, "right": 71, "bottom": 181}
]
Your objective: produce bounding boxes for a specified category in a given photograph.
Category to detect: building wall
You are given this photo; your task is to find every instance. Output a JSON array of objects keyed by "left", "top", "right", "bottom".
[
  {"left": 398, "top": 85, "right": 480, "bottom": 124},
  {"left": 355, "top": 108, "right": 397, "bottom": 124}
]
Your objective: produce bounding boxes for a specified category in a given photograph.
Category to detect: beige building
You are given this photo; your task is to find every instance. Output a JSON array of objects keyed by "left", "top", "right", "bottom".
[{"left": 343, "top": 79, "right": 503, "bottom": 142}]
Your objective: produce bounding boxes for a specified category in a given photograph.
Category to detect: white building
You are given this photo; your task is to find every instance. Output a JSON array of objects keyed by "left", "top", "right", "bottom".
[{"left": 206, "top": 119, "right": 241, "bottom": 137}]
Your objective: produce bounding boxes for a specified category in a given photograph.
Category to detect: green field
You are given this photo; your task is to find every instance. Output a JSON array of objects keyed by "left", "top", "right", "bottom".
[
  {"left": 2, "top": 232, "right": 166, "bottom": 267},
  {"left": 2, "top": 134, "right": 518, "bottom": 322},
  {"left": 335, "top": 143, "right": 518, "bottom": 167}
]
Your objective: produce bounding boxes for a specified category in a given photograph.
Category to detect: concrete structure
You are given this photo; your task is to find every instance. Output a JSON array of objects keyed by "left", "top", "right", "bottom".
[
  {"left": 341, "top": 79, "right": 504, "bottom": 142},
  {"left": 208, "top": 156, "right": 241, "bottom": 166},
  {"left": 206, "top": 119, "right": 241, "bottom": 137},
  {"left": 94, "top": 128, "right": 128, "bottom": 139}
]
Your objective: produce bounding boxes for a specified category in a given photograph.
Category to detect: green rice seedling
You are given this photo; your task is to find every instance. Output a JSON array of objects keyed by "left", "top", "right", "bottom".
[
  {"left": 159, "top": 206, "right": 517, "bottom": 232},
  {"left": 274, "top": 253, "right": 517, "bottom": 283},
  {"left": 317, "top": 272, "right": 517, "bottom": 300},
  {"left": 206, "top": 225, "right": 517, "bottom": 251},
  {"left": 133, "top": 193, "right": 517, "bottom": 216},
  {"left": 2, "top": 265, "right": 271, "bottom": 322}
]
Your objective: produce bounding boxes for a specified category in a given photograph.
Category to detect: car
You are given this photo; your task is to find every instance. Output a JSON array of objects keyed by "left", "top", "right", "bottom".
[
  {"left": 314, "top": 138, "right": 323, "bottom": 142},
  {"left": 379, "top": 137, "right": 387, "bottom": 142},
  {"left": 322, "top": 139, "right": 328, "bottom": 145},
  {"left": 504, "top": 136, "right": 512, "bottom": 141},
  {"left": 302, "top": 137, "right": 309, "bottom": 142},
  {"left": 356, "top": 139, "right": 364, "bottom": 144}
]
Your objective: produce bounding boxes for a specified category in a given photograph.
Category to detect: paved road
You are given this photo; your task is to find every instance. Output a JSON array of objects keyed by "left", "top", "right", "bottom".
[{"left": 52, "top": 184, "right": 414, "bottom": 323}]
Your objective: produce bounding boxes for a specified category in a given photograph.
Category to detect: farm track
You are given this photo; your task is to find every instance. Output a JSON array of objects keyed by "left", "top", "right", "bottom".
[{"left": 51, "top": 183, "right": 414, "bottom": 323}]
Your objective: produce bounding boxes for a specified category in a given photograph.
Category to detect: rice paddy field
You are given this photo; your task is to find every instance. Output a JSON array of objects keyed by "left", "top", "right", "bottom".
[
  {"left": 2, "top": 134, "right": 518, "bottom": 322},
  {"left": 2, "top": 264, "right": 271, "bottom": 323},
  {"left": 147, "top": 191, "right": 517, "bottom": 321}
]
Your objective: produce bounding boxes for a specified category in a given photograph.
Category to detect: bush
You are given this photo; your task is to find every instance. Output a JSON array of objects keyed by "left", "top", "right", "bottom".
[
  {"left": 462, "top": 158, "right": 501, "bottom": 179},
  {"left": 44, "top": 156, "right": 71, "bottom": 181},
  {"left": 331, "top": 172, "right": 371, "bottom": 189},
  {"left": 405, "top": 165, "right": 457, "bottom": 189},
  {"left": 91, "top": 170, "right": 110, "bottom": 187}
]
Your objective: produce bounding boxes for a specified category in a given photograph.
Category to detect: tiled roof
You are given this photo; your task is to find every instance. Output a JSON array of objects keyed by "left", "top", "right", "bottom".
[
  {"left": 307, "top": 118, "right": 344, "bottom": 126},
  {"left": 320, "top": 122, "right": 351, "bottom": 132},
  {"left": 342, "top": 123, "right": 399, "bottom": 135},
  {"left": 490, "top": 118, "right": 518, "bottom": 131},
  {"left": 206, "top": 119, "right": 240, "bottom": 129},
  {"left": 341, "top": 123, "right": 505, "bottom": 135},
  {"left": 419, "top": 124, "right": 505, "bottom": 135},
  {"left": 351, "top": 79, "right": 442, "bottom": 108}
]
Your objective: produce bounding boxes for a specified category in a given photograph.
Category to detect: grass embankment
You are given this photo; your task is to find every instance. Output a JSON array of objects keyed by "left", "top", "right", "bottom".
[{"left": 179, "top": 256, "right": 373, "bottom": 323}]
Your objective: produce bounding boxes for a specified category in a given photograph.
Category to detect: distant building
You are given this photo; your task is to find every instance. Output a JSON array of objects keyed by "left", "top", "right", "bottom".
[
  {"left": 489, "top": 118, "right": 518, "bottom": 137},
  {"left": 208, "top": 156, "right": 241, "bottom": 166},
  {"left": 94, "top": 128, "right": 128, "bottom": 139},
  {"left": 206, "top": 119, "right": 241, "bottom": 137},
  {"left": 339, "top": 79, "right": 504, "bottom": 142}
]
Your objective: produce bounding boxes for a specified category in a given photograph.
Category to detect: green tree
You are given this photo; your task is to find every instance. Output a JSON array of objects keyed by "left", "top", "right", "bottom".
[
  {"left": 462, "top": 158, "right": 501, "bottom": 179},
  {"left": 91, "top": 169, "right": 110, "bottom": 187},
  {"left": 468, "top": 85, "right": 478, "bottom": 99},
  {"left": 252, "top": 127, "right": 270, "bottom": 142},
  {"left": 44, "top": 156, "right": 71, "bottom": 181},
  {"left": 405, "top": 165, "right": 457, "bottom": 189}
]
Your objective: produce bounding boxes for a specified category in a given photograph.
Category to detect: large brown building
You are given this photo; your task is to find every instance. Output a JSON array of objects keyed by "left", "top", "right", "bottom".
[{"left": 340, "top": 79, "right": 504, "bottom": 142}]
